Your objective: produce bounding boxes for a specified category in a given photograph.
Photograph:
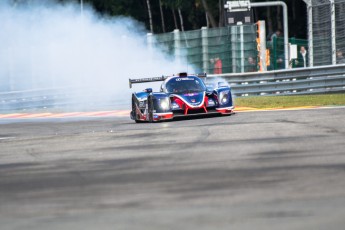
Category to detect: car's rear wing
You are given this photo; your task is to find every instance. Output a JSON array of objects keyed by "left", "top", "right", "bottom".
[{"left": 129, "top": 76, "right": 167, "bottom": 88}]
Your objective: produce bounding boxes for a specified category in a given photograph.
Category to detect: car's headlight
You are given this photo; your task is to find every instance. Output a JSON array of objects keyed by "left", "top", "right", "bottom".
[
  {"left": 160, "top": 98, "right": 170, "bottom": 110},
  {"left": 219, "top": 90, "right": 230, "bottom": 105}
]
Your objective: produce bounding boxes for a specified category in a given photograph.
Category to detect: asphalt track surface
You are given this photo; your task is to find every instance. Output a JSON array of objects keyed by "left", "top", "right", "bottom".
[{"left": 1, "top": 107, "right": 345, "bottom": 230}]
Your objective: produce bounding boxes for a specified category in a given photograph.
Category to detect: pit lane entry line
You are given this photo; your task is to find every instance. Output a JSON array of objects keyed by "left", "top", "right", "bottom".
[{"left": 0, "top": 106, "right": 322, "bottom": 119}]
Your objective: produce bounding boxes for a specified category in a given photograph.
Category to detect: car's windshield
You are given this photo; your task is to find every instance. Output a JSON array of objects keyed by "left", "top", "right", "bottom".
[{"left": 166, "top": 77, "right": 206, "bottom": 93}]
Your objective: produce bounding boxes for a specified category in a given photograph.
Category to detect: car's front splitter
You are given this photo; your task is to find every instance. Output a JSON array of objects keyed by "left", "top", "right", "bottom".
[{"left": 216, "top": 106, "right": 235, "bottom": 114}]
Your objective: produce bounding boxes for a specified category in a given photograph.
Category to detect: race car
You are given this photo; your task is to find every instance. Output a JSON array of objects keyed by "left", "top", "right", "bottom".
[{"left": 129, "top": 72, "right": 234, "bottom": 122}]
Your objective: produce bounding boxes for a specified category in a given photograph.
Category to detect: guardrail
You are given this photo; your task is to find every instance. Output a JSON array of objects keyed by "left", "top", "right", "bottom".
[
  {"left": 207, "top": 64, "right": 345, "bottom": 97},
  {"left": 1, "top": 64, "right": 345, "bottom": 111}
]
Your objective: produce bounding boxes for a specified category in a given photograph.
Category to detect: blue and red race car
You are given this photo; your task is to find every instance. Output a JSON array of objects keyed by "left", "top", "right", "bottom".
[{"left": 129, "top": 73, "right": 234, "bottom": 122}]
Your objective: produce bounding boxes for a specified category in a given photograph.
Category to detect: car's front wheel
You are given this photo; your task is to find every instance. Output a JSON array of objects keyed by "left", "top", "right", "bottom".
[
  {"left": 147, "top": 94, "right": 154, "bottom": 122},
  {"left": 131, "top": 95, "right": 142, "bottom": 123}
]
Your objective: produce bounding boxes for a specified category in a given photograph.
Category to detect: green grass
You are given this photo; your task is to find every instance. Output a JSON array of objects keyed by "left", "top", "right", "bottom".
[{"left": 235, "top": 93, "right": 345, "bottom": 109}]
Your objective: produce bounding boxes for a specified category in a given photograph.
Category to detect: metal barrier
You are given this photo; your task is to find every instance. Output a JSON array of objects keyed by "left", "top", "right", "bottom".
[
  {"left": 1, "top": 64, "right": 345, "bottom": 112},
  {"left": 207, "top": 64, "right": 345, "bottom": 97}
]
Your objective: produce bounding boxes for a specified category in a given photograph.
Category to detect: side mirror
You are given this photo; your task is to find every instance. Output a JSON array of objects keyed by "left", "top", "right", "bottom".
[
  {"left": 205, "top": 83, "right": 215, "bottom": 92},
  {"left": 218, "top": 82, "right": 228, "bottom": 88},
  {"left": 206, "top": 86, "right": 214, "bottom": 92},
  {"left": 144, "top": 88, "right": 153, "bottom": 93}
]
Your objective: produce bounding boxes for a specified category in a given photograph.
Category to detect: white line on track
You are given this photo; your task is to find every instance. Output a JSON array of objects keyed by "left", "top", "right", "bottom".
[{"left": 0, "top": 137, "right": 16, "bottom": 140}]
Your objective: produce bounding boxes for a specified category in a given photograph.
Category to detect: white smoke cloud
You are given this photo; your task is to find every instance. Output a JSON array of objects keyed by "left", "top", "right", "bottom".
[{"left": 0, "top": 0, "right": 191, "bottom": 111}]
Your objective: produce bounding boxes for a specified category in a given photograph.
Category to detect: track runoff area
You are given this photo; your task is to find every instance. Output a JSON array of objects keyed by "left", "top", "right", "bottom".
[{"left": 0, "top": 106, "right": 333, "bottom": 120}]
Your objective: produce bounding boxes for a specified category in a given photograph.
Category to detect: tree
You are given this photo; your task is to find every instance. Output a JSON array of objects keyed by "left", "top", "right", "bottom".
[
  {"left": 74, "top": 0, "right": 307, "bottom": 38},
  {"left": 161, "top": 0, "right": 184, "bottom": 31},
  {"left": 200, "top": 0, "right": 217, "bottom": 28},
  {"left": 218, "top": 0, "right": 224, "bottom": 27},
  {"left": 146, "top": 0, "right": 153, "bottom": 33},
  {"left": 176, "top": 0, "right": 185, "bottom": 31},
  {"left": 171, "top": 7, "right": 179, "bottom": 30},
  {"left": 159, "top": 0, "right": 166, "bottom": 33}
]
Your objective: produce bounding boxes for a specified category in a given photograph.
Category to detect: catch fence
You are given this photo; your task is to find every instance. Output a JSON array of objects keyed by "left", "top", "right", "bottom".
[
  {"left": 151, "top": 25, "right": 257, "bottom": 75},
  {"left": 308, "top": 0, "right": 345, "bottom": 66},
  {"left": 151, "top": 26, "right": 310, "bottom": 75}
]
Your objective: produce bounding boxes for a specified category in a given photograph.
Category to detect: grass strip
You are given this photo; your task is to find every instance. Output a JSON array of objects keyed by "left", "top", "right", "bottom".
[{"left": 234, "top": 93, "right": 345, "bottom": 109}]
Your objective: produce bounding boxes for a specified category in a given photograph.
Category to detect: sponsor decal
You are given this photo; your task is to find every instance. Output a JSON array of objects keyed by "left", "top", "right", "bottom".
[
  {"left": 173, "top": 92, "right": 205, "bottom": 108},
  {"left": 176, "top": 78, "right": 194, "bottom": 81}
]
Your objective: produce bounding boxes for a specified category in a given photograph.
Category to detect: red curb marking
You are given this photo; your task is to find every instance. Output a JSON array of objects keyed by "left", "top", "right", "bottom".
[{"left": 0, "top": 107, "right": 324, "bottom": 119}]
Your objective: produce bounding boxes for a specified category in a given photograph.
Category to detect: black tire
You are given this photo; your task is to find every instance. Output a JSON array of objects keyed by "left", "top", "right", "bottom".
[
  {"left": 147, "top": 94, "right": 154, "bottom": 122},
  {"left": 132, "top": 94, "right": 140, "bottom": 123}
]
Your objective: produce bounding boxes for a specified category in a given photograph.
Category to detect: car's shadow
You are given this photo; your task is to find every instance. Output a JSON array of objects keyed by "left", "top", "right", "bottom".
[{"left": 163, "top": 113, "right": 234, "bottom": 123}]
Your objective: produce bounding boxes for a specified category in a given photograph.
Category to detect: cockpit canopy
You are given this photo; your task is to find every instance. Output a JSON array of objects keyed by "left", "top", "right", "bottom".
[{"left": 164, "top": 76, "right": 206, "bottom": 94}]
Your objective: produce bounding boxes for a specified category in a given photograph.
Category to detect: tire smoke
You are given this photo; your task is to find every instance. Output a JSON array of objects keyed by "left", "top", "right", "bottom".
[{"left": 0, "top": 0, "right": 191, "bottom": 111}]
